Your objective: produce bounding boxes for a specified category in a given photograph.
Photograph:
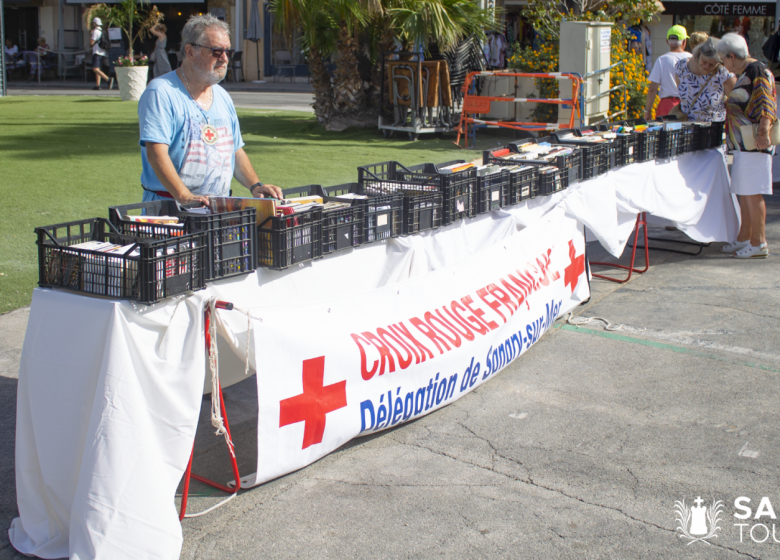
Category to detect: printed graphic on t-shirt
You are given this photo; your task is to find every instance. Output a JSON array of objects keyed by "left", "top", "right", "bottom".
[{"left": 179, "top": 117, "right": 234, "bottom": 196}]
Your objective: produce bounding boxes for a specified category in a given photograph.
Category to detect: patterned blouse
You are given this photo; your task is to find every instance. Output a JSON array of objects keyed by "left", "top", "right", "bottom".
[
  {"left": 725, "top": 60, "right": 777, "bottom": 152},
  {"left": 674, "top": 58, "right": 732, "bottom": 122}
]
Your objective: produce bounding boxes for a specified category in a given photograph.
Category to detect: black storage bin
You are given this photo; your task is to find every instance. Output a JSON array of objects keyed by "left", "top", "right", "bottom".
[
  {"left": 36, "top": 217, "right": 206, "bottom": 304},
  {"left": 283, "top": 185, "right": 365, "bottom": 255},
  {"left": 322, "top": 183, "right": 403, "bottom": 243},
  {"left": 258, "top": 208, "right": 322, "bottom": 270},
  {"left": 525, "top": 163, "right": 565, "bottom": 196},
  {"left": 358, "top": 161, "right": 443, "bottom": 234},
  {"left": 533, "top": 138, "right": 583, "bottom": 185},
  {"left": 658, "top": 127, "right": 683, "bottom": 159},
  {"left": 484, "top": 143, "right": 580, "bottom": 188},
  {"left": 680, "top": 124, "right": 697, "bottom": 154},
  {"left": 551, "top": 131, "right": 606, "bottom": 179},
  {"left": 507, "top": 165, "right": 539, "bottom": 203},
  {"left": 109, "top": 199, "right": 257, "bottom": 282},
  {"left": 476, "top": 168, "right": 509, "bottom": 213},
  {"left": 398, "top": 161, "right": 476, "bottom": 224},
  {"left": 635, "top": 130, "right": 660, "bottom": 161}
]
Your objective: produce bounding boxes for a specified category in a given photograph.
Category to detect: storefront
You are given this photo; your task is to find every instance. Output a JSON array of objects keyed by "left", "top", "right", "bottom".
[{"left": 648, "top": 0, "right": 778, "bottom": 67}]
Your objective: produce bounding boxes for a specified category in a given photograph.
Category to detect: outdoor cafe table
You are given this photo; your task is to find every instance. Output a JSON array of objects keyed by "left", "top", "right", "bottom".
[{"left": 10, "top": 148, "right": 735, "bottom": 560}]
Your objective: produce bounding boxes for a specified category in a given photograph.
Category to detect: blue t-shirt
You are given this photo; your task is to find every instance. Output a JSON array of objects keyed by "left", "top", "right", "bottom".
[{"left": 138, "top": 71, "right": 244, "bottom": 197}]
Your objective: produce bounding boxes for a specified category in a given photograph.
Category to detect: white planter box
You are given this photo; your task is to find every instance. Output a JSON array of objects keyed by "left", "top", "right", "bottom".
[{"left": 115, "top": 66, "right": 149, "bottom": 101}]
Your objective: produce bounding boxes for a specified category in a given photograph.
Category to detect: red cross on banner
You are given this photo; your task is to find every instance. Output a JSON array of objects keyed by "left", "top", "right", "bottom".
[
  {"left": 279, "top": 357, "right": 347, "bottom": 450},
  {"left": 563, "top": 240, "right": 585, "bottom": 292}
]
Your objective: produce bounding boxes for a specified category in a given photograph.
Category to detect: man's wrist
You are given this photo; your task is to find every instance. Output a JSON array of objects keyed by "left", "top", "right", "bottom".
[{"left": 249, "top": 182, "right": 264, "bottom": 193}]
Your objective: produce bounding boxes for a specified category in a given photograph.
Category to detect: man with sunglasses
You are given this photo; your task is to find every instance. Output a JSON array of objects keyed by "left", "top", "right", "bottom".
[{"left": 137, "top": 14, "right": 282, "bottom": 205}]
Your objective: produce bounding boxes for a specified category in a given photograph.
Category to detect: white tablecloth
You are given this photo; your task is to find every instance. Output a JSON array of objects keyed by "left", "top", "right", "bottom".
[{"left": 10, "top": 149, "right": 735, "bottom": 560}]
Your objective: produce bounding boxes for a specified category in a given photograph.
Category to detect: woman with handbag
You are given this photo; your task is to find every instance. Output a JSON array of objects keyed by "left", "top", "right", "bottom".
[
  {"left": 673, "top": 38, "right": 735, "bottom": 123},
  {"left": 717, "top": 32, "right": 776, "bottom": 258}
]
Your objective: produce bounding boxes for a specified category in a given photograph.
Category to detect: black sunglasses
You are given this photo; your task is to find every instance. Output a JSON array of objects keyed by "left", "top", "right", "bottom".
[{"left": 191, "top": 43, "right": 235, "bottom": 59}]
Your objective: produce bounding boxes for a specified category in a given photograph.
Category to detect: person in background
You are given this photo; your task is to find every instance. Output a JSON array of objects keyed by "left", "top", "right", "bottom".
[
  {"left": 89, "top": 17, "right": 109, "bottom": 90},
  {"left": 150, "top": 23, "right": 173, "bottom": 78},
  {"left": 644, "top": 25, "right": 692, "bottom": 119},
  {"left": 688, "top": 31, "right": 709, "bottom": 51},
  {"left": 718, "top": 32, "right": 775, "bottom": 258},
  {"left": 4, "top": 38, "right": 19, "bottom": 66},
  {"left": 137, "top": 14, "right": 281, "bottom": 204},
  {"left": 35, "top": 37, "right": 49, "bottom": 54},
  {"left": 674, "top": 38, "right": 735, "bottom": 122}
]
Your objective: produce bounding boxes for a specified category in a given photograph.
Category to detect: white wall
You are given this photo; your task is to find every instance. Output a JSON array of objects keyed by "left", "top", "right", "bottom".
[
  {"left": 39, "top": 6, "right": 54, "bottom": 48},
  {"left": 647, "top": 14, "right": 674, "bottom": 71}
]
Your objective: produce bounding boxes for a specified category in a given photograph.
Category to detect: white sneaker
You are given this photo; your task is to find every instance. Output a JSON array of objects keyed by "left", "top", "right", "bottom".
[
  {"left": 721, "top": 239, "right": 751, "bottom": 253},
  {"left": 733, "top": 242, "right": 769, "bottom": 259}
]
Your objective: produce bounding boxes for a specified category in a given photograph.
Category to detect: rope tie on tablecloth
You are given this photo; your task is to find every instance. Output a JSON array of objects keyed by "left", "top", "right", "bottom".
[{"left": 207, "top": 297, "right": 234, "bottom": 456}]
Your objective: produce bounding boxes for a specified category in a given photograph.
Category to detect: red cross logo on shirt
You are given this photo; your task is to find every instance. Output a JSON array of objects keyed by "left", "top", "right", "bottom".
[
  {"left": 204, "top": 128, "right": 215, "bottom": 142},
  {"left": 563, "top": 240, "right": 585, "bottom": 292},
  {"left": 279, "top": 356, "right": 347, "bottom": 450}
]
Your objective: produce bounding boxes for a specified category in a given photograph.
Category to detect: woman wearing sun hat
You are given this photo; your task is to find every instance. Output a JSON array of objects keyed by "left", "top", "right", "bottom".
[{"left": 644, "top": 25, "right": 692, "bottom": 119}]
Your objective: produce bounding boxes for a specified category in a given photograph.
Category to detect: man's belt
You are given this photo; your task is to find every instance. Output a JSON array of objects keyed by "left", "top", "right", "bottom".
[{"left": 141, "top": 185, "right": 174, "bottom": 199}]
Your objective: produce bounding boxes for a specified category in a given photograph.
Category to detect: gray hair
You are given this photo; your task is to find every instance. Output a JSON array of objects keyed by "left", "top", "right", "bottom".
[
  {"left": 180, "top": 14, "right": 231, "bottom": 58},
  {"left": 716, "top": 32, "right": 749, "bottom": 60},
  {"left": 693, "top": 37, "right": 721, "bottom": 63},
  {"left": 668, "top": 39, "right": 683, "bottom": 49}
]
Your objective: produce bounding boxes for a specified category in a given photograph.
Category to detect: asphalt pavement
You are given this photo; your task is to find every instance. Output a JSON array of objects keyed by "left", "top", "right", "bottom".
[
  {"left": 1, "top": 195, "right": 778, "bottom": 559},
  {"left": 6, "top": 80, "right": 315, "bottom": 112}
]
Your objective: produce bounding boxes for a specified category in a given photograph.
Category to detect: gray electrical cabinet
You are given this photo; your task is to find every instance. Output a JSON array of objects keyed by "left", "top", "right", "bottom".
[{"left": 558, "top": 21, "right": 613, "bottom": 125}]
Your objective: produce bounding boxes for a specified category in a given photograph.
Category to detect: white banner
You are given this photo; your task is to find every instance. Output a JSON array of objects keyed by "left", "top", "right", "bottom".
[{"left": 245, "top": 207, "right": 590, "bottom": 486}]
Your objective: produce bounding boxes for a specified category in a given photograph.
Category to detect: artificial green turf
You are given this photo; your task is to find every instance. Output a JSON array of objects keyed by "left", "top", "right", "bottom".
[{"left": 0, "top": 95, "right": 505, "bottom": 312}]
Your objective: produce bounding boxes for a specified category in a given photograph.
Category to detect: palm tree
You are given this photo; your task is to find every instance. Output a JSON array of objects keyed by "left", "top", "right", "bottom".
[
  {"left": 271, "top": 0, "right": 337, "bottom": 123},
  {"left": 272, "top": 0, "right": 496, "bottom": 127}
]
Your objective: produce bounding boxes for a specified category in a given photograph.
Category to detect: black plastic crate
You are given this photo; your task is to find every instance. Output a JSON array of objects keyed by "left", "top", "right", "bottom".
[
  {"left": 358, "top": 161, "right": 442, "bottom": 234},
  {"left": 551, "top": 132, "right": 605, "bottom": 180},
  {"left": 322, "top": 183, "right": 403, "bottom": 243},
  {"left": 36, "top": 217, "right": 206, "bottom": 304},
  {"left": 615, "top": 133, "right": 638, "bottom": 165},
  {"left": 284, "top": 185, "right": 365, "bottom": 255},
  {"left": 525, "top": 164, "right": 565, "bottom": 196},
  {"left": 695, "top": 121, "right": 725, "bottom": 150},
  {"left": 109, "top": 200, "right": 257, "bottom": 282},
  {"left": 532, "top": 138, "right": 582, "bottom": 185},
  {"left": 403, "top": 191, "right": 443, "bottom": 234},
  {"left": 658, "top": 127, "right": 683, "bottom": 159},
  {"left": 484, "top": 143, "right": 580, "bottom": 188},
  {"left": 476, "top": 168, "right": 508, "bottom": 214},
  {"left": 507, "top": 165, "right": 539, "bottom": 203},
  {"left": 399, "top": 161, "right": 476, "bottom": 224},
  {"left": 635, "top": 130, "right": 660, "bottom": 162},
  {"left": 258, "top": 208, "right": 322, "bottom": 270},
  {"left": 680, "top": 124, "right": 697, "bottom": 154}
]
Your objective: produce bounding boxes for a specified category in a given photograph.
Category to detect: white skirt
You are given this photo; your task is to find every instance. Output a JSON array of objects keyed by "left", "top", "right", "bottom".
[{"left": 731, "top": 151, "right": 773, "bottom": 195}]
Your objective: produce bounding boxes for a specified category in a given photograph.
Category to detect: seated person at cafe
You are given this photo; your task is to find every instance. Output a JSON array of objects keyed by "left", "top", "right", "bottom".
[{"left": 137, "top": 14, "right": 282, "bottom": 205}]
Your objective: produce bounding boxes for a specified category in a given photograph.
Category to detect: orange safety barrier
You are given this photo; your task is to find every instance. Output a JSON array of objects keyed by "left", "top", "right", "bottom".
[{"left": 455, "top": 71, "right": 583, "bottom": 149}]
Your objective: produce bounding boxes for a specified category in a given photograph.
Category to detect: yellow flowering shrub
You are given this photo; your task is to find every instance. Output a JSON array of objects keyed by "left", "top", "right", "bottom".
[{"left": 509, "top": 23, "right": 650, "bottom": 122}]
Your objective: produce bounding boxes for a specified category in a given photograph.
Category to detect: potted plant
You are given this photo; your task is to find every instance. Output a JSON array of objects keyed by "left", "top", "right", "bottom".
[
  {"left": 86, "top": 0, "right": 162, "bottom": 101},
  {"left": 114, "top": 55, "right": 150, "bottom": 101}
]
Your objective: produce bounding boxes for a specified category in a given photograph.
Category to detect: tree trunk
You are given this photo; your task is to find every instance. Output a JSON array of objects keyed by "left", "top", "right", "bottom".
[
  {"left": 369, "top": 22, "right": 395, "bottom": 111},
  {"left": 307, "top": 45, "right": 332, "bottom": 125},
  {"left": 331, "top": 20, "right": 364, "bottom": 114}
]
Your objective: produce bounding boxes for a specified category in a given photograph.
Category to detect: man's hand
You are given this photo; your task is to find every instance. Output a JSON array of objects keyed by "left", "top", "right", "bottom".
[
  {"left": 177, "top": 191, "right": 210, "bottom": 207},
  {"left": 644, "top": 110, "right": 653, "bottom": 121},
  {"left": 251, "top": 184, "right": 283, "bottom": 199}
]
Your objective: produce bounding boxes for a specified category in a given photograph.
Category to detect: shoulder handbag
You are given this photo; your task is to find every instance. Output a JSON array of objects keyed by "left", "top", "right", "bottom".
[
  {"left": 668, "top": 70, "right": 716, "bottom": 122},
  {"left": 739, "top": 120, "right": 780, "bottom": 150}
]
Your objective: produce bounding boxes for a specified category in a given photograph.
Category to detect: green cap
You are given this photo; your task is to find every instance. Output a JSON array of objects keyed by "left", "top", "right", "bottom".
[{"left": 667, "top": 25, "right": 688, "bottom": 40}]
